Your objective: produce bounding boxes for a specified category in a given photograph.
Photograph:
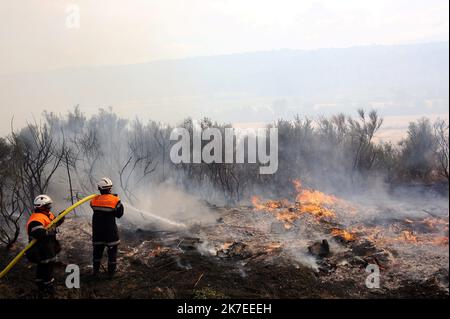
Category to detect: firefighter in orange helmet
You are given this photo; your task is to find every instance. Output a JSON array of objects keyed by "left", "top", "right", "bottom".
[
  {"left": 26, "top": 195, "right": 64, "bottom": 295},
  {"left": 90, "top": 178, "right": 124, "bottom": 278}
]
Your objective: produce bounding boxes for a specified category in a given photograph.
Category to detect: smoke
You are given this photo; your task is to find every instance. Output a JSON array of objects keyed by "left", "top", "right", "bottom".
[
  {"left": 196, "top": 240, "right": 217, "bottom": 256},
  {"left": 289, "top": 251, "right": 320, "bottom": 272},
  {"left": 24, "top": 108, "right": 222, "bottom": 234},
  {"left": 33, "top": 107, "right": 448, "bottom": 209},
  {"left": 121, "top": 182, "right": 218, "bottom": 230},
  {"left": 3, "top": 107, "right": 447, "bottom": 277}
]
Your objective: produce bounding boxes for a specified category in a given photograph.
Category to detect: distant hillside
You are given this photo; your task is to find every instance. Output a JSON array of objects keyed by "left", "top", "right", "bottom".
[{"left": 0, "top": 42, "right": 448, "bottom": 129}]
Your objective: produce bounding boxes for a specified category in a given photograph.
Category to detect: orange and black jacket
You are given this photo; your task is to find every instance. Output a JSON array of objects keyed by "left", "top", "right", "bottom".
[
  {"left": 26, "top": 211, "right": 64, "bottom": 263},
  {"left": 90, "top": 194, "right": 124, "bottom": 246}
]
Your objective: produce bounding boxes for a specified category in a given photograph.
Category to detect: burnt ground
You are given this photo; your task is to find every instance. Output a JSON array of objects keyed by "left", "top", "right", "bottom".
[{"left": 0, "top": 205, "right": 448, "bottom": 299}]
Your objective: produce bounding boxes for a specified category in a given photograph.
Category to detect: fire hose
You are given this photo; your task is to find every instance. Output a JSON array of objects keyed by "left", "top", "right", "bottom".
[{"left": 0, "top": 194, "right": 98, "bottom": 279}]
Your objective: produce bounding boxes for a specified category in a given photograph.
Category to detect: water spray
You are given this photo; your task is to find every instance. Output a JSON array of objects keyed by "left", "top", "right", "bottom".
[{"left": 124, "top": 201, "right": 187, "bottom": 229}]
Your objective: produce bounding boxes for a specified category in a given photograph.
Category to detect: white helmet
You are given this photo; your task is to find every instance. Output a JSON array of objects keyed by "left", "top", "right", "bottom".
[
  {"left": 98, "top": 177, "right": 113, "bottom": 191},
  {"left": 33, "top": 194, "right": 53, "bottom": 209}
]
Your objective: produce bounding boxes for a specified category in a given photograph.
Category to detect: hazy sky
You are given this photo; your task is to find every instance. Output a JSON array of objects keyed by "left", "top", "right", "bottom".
[{"left": 1, "top": 0, "right": 448, "bottom": 74}]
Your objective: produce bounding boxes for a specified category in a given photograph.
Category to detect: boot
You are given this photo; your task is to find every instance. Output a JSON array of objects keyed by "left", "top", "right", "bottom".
[
  {"left": 37, "top": 279, "right": 55, "bottom": 298},
  {"left": 93, "top": 261, "right": 101, "bottom": 277},
  {"left": 107, "top": 263, "right": 116, "bottom": 279}
]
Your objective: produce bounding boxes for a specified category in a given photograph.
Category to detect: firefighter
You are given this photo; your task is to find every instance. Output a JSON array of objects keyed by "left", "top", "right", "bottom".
[
  {"left": 90, "top": 177, "right": 124, "bottom": 278},
  {"left": 26, "top": 194, "right": 64, "bottom": 295}
]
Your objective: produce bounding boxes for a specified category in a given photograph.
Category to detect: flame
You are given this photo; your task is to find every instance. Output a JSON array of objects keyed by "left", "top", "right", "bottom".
[
  {"left": 293, "top": 179, "right": 337, "bottom": 219},
  {"left": 432, "top": 236, "right": 449, "bottom": 246},
  {"left": 251, "top": 196, "right": 288, "bottom": 211},
  {"left": 275, "top": 211, "right": 297, "bottom": 225},
  {"left": 422, "top": 217, "right": 448, "bottom": 229},
  {"left": 251, "top": 196, "right": 265, "bottom": 210},
  {"left": 150, "top": 245, "right": 167, "bottom": 257},
  {"left": 296, "top": 190, "right": 337, "bottom": 207},
  {"left": 401, "top": 230, "right": 418, "bottom": 242},
  {"left": 251, "top": 179, "right": 449, "bottom": 249},
  {"left": 266, "top": 243, "right": 283, "bottom": 252},
  {"left": 292, "top": 179, "right": 302, "bottom": 193},
  {"left": 221, "top": 242, "right": 234, "bottom": 250},
  {"left": 252, "top": 179, "right": 339, "bottom": 222},
  {"left": 331, "top": 228, "right": 356, "bottom": 241},
  {"left": 355, "top": 224, "right": 449, "bottom": 246}
]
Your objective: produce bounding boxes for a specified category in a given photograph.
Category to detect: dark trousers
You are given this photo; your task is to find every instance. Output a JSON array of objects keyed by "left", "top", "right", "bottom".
[
  {"left": 36, "top": 262, "right": 55, "bottom": 292},
  {"left": 93, "top": 244, "right": 118, "bottom": 275}
]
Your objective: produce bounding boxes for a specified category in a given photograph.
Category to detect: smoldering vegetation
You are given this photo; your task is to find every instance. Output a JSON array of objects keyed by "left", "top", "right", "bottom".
[
  {"left": 0, "top": 106, "right": 448, "bottom": 298},
  {"left": 0, "top": 106, "right": 448, "bottom": 249}
]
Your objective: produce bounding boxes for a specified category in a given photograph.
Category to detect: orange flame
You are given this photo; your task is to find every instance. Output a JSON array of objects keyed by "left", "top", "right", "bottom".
[
  {"left": 294, "top": 179, "right": 337, "bottom": 219},
  {"left": 251, "top": 179, "right": 449, "bottom": 249},
  {"left": 402, "top": 230, "right": 418, "bottom": 243},
  {"left": 432, "top": 236, "right": 449, "bottom": 246},
  {"left": 251, "top": 196, "right": 288, "bottom": 211},
  {"left": 251, "top": 196, "right": 265, "bottom": 210},
  {"left": 252, "top": 179, "right": 340, "bottom": 223},
  {"left": 331, "top": 228, "right": 356, "bottom": 241},
  {"left": 266, "top": 243, "right": 283, "bottom": 252},
  {"left": 275, "top": 211, "right": 297, "bottom": 228},
  {"left": 221, "top": 242, "right": 234, "bottom": 250}
]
